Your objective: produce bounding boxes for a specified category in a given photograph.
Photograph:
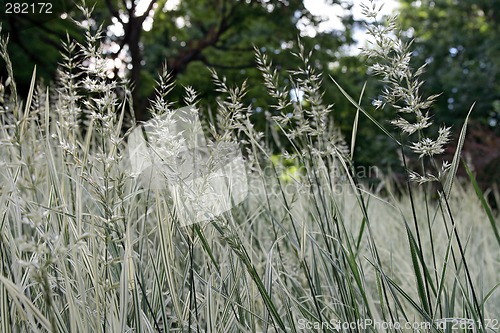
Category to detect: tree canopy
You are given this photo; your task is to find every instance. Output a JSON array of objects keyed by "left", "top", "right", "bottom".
[
  {"left": 113, "top": 0, "right": 357, "bottom": 121},
  {"left": 398, "top": 0, "right": 500, "bottom": 129},
  {"left": 1, "top": 0, "right": 357, "bottom": 121},
  {"left": 1, "top": 0, "right": 498, "bottom": 178}
]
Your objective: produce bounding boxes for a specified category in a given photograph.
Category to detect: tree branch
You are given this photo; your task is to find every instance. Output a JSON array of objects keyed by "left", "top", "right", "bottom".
[
  {"left": 138, "top": 0, "right": 157, "bottom": 21},
  {"left": 139, "top": 0, "right": 240, "bottom": 118}
]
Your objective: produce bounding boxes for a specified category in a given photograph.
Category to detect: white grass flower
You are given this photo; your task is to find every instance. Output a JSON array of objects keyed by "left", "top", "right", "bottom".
[
  {"left": 372, "top": 99, "right": 384, "bottom": 109},
  {"left": 408, "top": 170, "right": 439, "bottom": 184},
  {"left": 390, "top": 115, "right": 431, "bottom": 135},
  {"left": 411, "top": 126, "right": 451, "bottom": 158},
  {"left": 361, "top": 0, "right": 455, "bottom": 185}
]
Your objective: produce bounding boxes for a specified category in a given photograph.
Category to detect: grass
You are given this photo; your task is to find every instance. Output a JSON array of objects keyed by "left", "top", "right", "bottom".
[{"left": 0, "top": 3, "right": 499, "bottom": 332}]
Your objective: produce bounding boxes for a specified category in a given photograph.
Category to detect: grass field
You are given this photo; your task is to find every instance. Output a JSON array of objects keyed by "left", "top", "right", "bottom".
[{"left": 0, "top": 3, "right": 499, "bottom": 332}]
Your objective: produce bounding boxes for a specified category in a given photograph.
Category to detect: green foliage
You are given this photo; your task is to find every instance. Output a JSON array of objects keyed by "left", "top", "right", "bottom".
[
  {"left": 398, "top": 0, "right": 500, "bottom": 129},
  {"left": 143, "top": 0, "right": 355, "bottom": 129},
  {"left": 0, "top": 0, "right": 82, "bottom": 91},
  {"left": 2, "top": 0, "right": 498, "bottom": 179}
]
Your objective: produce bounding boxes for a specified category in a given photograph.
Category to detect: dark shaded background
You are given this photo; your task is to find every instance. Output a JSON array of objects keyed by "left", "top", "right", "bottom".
[{"left": 1, "top": 0, "right": 498, "bottom": 189}]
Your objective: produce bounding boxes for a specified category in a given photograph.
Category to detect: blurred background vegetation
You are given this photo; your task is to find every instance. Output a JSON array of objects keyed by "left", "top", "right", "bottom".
[{"left": 1, "top": 0, "right": 499, "bottom": 187}]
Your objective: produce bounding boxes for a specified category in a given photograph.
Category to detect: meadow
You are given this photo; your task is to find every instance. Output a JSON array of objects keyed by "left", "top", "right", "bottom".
[{"left": 0, "top": 3, "right": 498, "bottom": 332}]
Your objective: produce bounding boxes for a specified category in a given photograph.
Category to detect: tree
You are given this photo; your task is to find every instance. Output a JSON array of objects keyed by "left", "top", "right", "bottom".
[
  {"left": 0, "top": 0, "right": 81, "bottom": 93},
  {"left": 1, "top": 0, "right": 358, "bottom": 123},
  {"left": 398, "top": 0, "right": 500, "bottom": 130},
  {"left": 103, "top": 0, "right": 355, "bottom": 121}
]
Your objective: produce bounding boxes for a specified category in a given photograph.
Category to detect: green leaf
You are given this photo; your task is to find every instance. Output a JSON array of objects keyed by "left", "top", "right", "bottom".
[
  {"left": 330, "top": 75, "right": 401, "bottom": 146},
  {"left": 444, "top": 103, "right": 475, "bottom": 197},
  {"left": 463, "top": 160, "right": 500, "bottom": 248}
]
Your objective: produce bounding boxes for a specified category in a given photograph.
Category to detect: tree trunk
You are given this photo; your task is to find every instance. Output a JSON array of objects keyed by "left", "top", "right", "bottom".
[{"left": 128, "top": 15, "right": 147, "bottom": 122}]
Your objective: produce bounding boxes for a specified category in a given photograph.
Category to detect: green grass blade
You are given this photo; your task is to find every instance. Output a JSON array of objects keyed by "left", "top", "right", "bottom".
[
  {"left": 330, "top": 75, "right": 401, "bottom": 146},
  {"left": 350, "top": 81, "right": 366, "bottom": 160},
  {"left": 19, "top": 66, "right": 37, "bottom": 138},
  {"left": 463, "top": 160, "right": 500, "bottom": 247},
  {"left": 444, "top": 103, "right": 475, "bottom": 196},
  {"left": 406, "top": 225, "right": 431, "bottom": 314},
  {"left": 0, "top": 275, "right": 52, "bottom": 331}
]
